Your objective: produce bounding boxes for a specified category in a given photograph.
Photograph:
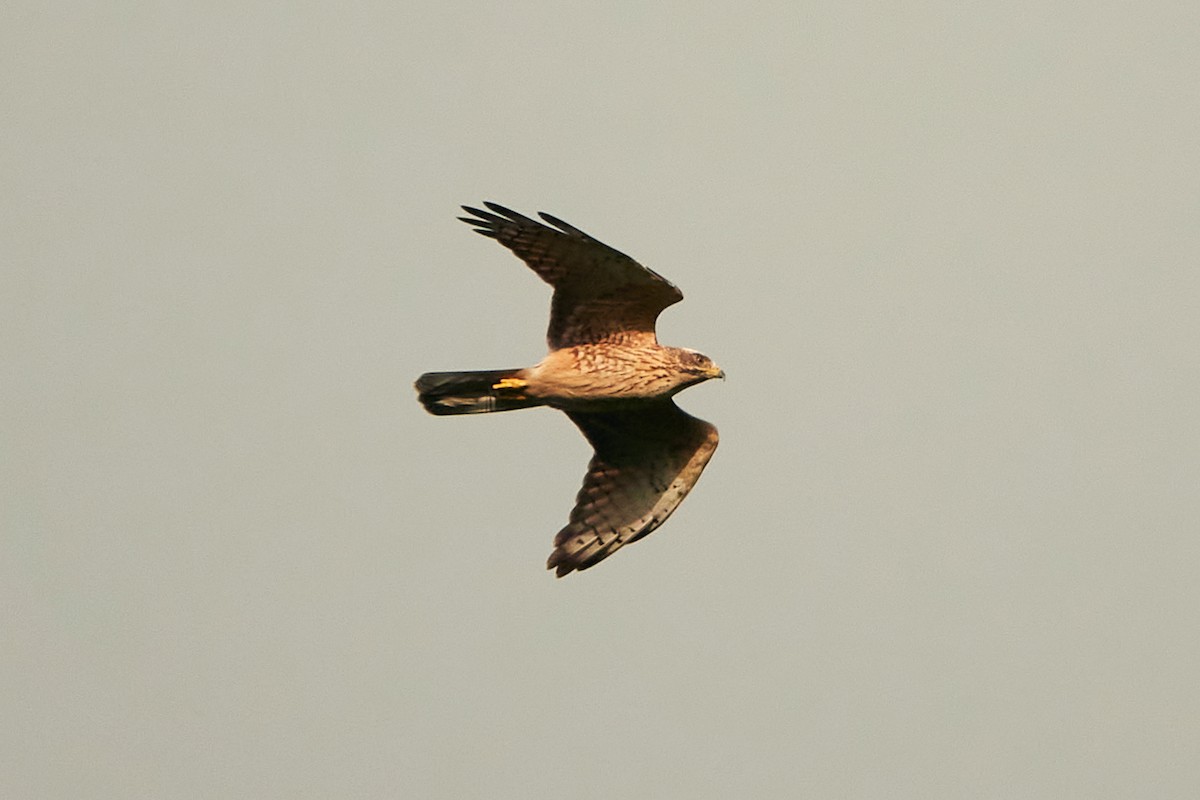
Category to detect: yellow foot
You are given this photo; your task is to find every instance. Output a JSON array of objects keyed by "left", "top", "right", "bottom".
[{"left": 492, "top": 377, "right": 528, "bottom": 391}]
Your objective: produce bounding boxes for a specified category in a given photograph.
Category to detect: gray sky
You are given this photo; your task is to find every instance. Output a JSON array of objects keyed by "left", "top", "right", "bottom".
[{"left": 5, "top": 2, "right": 1199, "bottom": 797}]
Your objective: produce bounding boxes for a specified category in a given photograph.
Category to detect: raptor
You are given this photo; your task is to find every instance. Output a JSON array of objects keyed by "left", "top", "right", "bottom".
[{"left": 416, "top": 203, "right": 723, "bottom": 576}]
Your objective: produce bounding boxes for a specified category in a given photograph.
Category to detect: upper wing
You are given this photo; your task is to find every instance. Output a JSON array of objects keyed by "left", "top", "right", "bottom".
[
  {"left": 548, "top": 401, "right": 719, "bottom": 577},
  {"left": 459, "top": 202, "right": 684, "bottom": 349}
]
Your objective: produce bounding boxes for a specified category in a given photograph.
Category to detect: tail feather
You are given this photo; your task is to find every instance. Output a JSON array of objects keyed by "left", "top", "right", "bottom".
[{"left": 415, "top": 369, "right": 542, "bottom": 415}]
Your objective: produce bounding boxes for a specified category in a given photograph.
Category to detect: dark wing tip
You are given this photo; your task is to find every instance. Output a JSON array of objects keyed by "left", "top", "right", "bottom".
[
  {"left": 459, "top": 202, "right": 589, "bottom": 242},
  {"left": 548, "top": 557, "right": 574, "bottom": 578},
  {"left": 481, "top": 200, "right": 513, "bottom": 214},
  {"left": 538, "top": 211, "right": 587, "bottom": 238},
  {"left": 459, "top": 205, "right": 499, "bottom": 222},
  {"left": 460, "top": 202, "right": 545, "bottom": 236},
  {"left": 546, "top": 549, "right": 593, "bottom": 578},
  {"left": 482, "top": 201, "right": 537, "bottom": 224},
  {"left": 456, "top": 216, "right": 499, "bottom": 237}
]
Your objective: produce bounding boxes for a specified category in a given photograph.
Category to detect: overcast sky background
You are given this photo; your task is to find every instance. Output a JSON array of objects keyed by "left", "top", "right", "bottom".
[{"left": 5, "top": 2, "right": 1199, "bottom": 798}]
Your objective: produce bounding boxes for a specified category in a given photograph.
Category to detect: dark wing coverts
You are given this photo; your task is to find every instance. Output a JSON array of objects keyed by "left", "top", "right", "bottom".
[
  {"left": 548, "top": 400, "right": 719, "bottom": 576},
  {"left": 459, "top": 203, "right": 683, "bottom": 348}
]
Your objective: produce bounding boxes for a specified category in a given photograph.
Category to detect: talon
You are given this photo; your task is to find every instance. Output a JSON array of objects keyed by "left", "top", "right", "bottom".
[{"left": 492, "top": 377, "right": 528, "bottom": 390}]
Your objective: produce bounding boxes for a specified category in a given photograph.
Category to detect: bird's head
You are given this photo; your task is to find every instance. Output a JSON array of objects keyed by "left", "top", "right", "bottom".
[{"left": 673, "top": 348, "right": 725, "bottom": 389}]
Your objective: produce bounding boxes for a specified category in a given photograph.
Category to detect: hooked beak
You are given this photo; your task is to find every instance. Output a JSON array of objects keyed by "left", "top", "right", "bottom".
[{"left": 706, "top": 365, "right": 726, "bottom": 380}]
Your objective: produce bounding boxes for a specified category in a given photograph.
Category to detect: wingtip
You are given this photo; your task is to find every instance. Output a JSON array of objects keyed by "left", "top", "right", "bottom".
[
  {"left": 482, "top": 201, "right": 532, "bottom": 222},
  {"left": 459, "top": 203, "right": 586, "bottom": 239},
  {"left": 537, "top": 211, "right": 586, "bottom": 237},
  {"left": 547, "top": 551, "right": 577, "bottom": 578},
  {"left": 459, "top": 205, "right": 491, "bottom": 220},
  {"left": 456, "top": 217, "right": 493, "bottom": 232}
]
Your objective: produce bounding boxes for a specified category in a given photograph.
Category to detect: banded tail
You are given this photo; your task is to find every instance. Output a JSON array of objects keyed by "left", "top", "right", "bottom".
[{"left": 415, "top": 369, "right": 543, "bottom": 416}]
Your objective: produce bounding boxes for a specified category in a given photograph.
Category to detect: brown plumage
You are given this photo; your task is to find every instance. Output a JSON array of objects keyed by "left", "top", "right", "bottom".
[{"left": 416, "top": 202, "right": 722, "bottom": 577}]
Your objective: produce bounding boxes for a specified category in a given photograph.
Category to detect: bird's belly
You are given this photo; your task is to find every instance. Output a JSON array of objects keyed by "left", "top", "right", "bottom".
[{"left": 525, "top": 347, "right": 678, "bottom": 408}]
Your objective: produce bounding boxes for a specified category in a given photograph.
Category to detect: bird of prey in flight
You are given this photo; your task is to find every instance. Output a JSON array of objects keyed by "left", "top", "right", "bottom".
[{"left": 415, "top": 202, "right": 723, "bottom": 576}]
